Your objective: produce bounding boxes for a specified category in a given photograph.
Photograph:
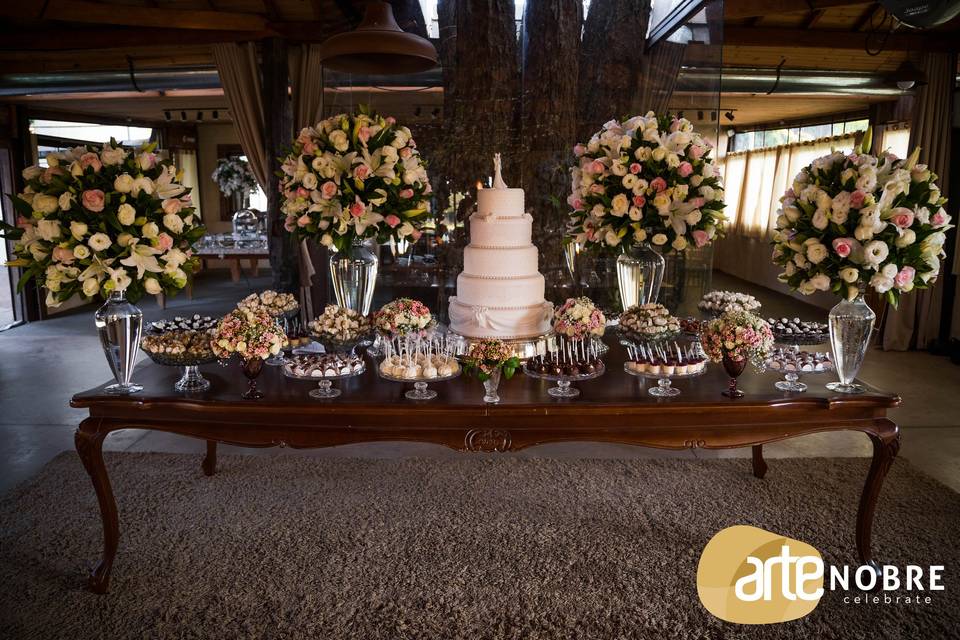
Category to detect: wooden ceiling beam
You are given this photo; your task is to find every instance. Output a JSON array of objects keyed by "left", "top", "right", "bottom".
[
  {"left": 0, "top": 0, "right": 267, "bottom": 31},
  {"left": 724, "top": 26, "right": 952, "bottom": 50},
  {"left": 261, "top": 0, "right": 282, "bottom": 22},
  {"left": 803, "top": 9, "right": 825, "bottom": 29},
  {"left": 0, "top": 28, "right": 269, "bottom": 51},
  {"left": 726, "top": 0, "right": 869, "bottom": 20},
  {"left": 852, "top": 3, "right": 881, "bottom": 31}
]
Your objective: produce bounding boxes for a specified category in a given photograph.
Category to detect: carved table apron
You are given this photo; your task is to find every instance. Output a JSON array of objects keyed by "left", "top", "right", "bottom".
[{"left": 71, "top": 345, "right": 900, "bottom": 594}]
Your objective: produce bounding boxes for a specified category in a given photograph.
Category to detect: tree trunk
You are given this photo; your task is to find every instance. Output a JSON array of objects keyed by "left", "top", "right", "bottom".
[
  {"left": 520, "top": 0, "right": 582, "bottom": 274},
  {"left": 577, "top": 0, "right": 651, "bottom": 140}
]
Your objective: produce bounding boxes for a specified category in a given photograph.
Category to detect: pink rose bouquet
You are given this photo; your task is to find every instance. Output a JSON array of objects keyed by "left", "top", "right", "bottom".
[
  {"left": 279, "top": 105, "right": 431, "bottom": 252},
  {"left": 772, "top": 133, "right": 952, "bottom": 307},
  {"left": 211, "top": 308, "right": 287, "bottom": 361},
  {"left": 699, "top": 311, "right": 774, "bottom": 368},
  {"left": 553, "top": 297, "right": 606, "bottom": 340},
  {"left": 566, "top": 112, "right": 725, "bottom": 254},
  {"left": 372, "top": 297, "right": 433, "bottom": 337},
  {"left": 1, "top": 140, "right": 205, "bottom": 306},
  {"left": 461, "top": 338, "right": 521, "bottom": 382}
]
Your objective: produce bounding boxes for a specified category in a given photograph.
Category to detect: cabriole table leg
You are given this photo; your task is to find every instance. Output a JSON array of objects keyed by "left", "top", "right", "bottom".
[
  {"left": 202, "top": 440, "right": 218, "bottom": 476},
  {"left": 74, "top": 419, "right": 118, "bottom": 594},
  {"left": 751, "top": 444, "right": 767, "bottom": 479},
  {"left": 856, "top": 421, "right": 901, "bottom": 571}
]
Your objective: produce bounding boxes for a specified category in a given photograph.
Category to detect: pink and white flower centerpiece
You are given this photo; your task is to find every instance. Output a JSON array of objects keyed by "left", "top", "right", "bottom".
[
  {"left": 553, "top": 297, "right": 606, "bottom": 340},
  {"left": 278, "top": 106, "right": 432, "bottom": 314},
  {"left": 211, "top": 308, "right": 287, "bottom": 399},
  {"left": 566, "top": 112, "right": 726, "bottom": 309},
  {"left": 461, "top": 338, "right": 521, "bottom": 403},
  {"left": 0, "top": 140, "right": 205, "bottom": 395},
  {"left": 372, "top": 297, "right": 433, "bottom": 338},
  {"left": 771, "top": 132, "right": 952, "bottom": 393},
  {"left": 699, "top": 311, "right": 774, "bottom": 398}
]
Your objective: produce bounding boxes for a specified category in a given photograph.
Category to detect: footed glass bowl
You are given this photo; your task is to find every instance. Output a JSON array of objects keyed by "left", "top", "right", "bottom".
[{"left": 141, "top": 350, "right": 217, "bottom": 392}]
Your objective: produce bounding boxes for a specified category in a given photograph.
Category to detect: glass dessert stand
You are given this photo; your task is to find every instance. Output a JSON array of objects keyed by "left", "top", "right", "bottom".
[
  {"left": 377, "top": 364, "right": 461, "bottom": 400},
  {"left": 620, "top": 338, "right": 708, "bottom": 397},
  {"left": 765, "top": 345, "right": 833, "bottom": 393},
  {"left": 523, "top": 362, "right": 605, "bottom": 398},
  {"left": 623, "top": 362, "right": 706, "bottom": 397},
  {"left": 522, "top": 338, "right": 607, "bottom": 398},
  {"left": 142, "top": 351, "right": 218, "bottom": 393},
  {"left": 374, "top": 330, "right": 462, "bottom": 400},
  {"left": 287, "top": 337, "right": 367, "bottom": 399}
]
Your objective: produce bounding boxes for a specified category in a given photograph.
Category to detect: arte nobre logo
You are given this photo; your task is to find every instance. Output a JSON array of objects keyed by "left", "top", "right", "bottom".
[{"left": 696, "top": 525, "right": 945, "bottom": 625}]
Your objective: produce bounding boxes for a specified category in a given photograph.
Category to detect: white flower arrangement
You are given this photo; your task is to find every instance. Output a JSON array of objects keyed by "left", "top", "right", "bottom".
[
  {"left": 279, "top": 105, "right": 432, "bottom": 252},
  {"left": 1, "top": 140, "right": 205, "bottom": 306},
  {"left": 211, "top": 157, "right": 258, "bottom": 197},
  {"left": 566, "top": 112, "right": 726, "bottom": 253},
  {"left": 772, "top": 133, "right": 952, "bottom": 306}
]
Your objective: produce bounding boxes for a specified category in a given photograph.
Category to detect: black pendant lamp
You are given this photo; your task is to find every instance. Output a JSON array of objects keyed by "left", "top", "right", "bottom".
[{"left": 318, "top": 1, "right": 438, "bottom": 75}]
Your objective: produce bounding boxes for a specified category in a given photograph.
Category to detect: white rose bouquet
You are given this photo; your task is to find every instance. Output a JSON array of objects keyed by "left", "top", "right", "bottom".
[
  {"left": 279, "top": 105, "right": 431, "bottom": 252},
  {"left": 772, "top": 134, "right": 952, "bottom": 306},
  {"left": 211, "top": 157, "right": 258, "bottom": 197},
  {"left": 1, "top": 140, "right": 205, "bottom": 306},
  {"left": 566, "top": 112, "right": 725, "bottom": 253}
]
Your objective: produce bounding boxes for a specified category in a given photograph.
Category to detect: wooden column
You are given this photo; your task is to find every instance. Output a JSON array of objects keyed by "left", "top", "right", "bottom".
[{"left": 261, "top": 37, "right": 299, "bottom": 294}]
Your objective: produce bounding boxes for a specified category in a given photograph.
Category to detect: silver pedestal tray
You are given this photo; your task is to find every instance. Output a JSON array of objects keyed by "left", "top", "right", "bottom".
[{"left": 623, "top": 362, "right": 706, "bottom": 397}]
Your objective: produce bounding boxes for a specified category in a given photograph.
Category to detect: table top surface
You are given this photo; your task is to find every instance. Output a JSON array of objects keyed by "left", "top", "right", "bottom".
[{"left": 72, "top": 341, "right": 900, "bottom": 416}]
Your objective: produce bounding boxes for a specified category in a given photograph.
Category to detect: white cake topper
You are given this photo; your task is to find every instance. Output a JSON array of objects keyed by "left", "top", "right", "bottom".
[{"left": 492, "top": 153, "right": 508, "bottom": 189}]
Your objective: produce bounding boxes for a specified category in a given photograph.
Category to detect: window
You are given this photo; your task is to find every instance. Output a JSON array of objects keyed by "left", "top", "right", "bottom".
[
  {"left": 729, "top": 117, "right": 868, "bottom": 154},
  {"left": 30, "top": 119, "right": 153, "bottom": 146}
]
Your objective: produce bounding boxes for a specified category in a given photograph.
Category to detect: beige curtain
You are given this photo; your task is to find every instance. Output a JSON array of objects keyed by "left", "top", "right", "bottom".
[
  {"left": 211, "top": 42, "right": 269, "bottom": 191},
  {"left": 878, "top": 124, "right": 910, "bottom": 159},
  {"left": 289, "top": 44, "right": 325, "bottom": 130},
  {"left": 883, "top": 52, "right": 956, "bottom": 350},
  {"left": 174, "top": 149, "right": 202, "bottom": 222},
  {"left": 721, "top": 134, "right": 856, "bottom": 238}
]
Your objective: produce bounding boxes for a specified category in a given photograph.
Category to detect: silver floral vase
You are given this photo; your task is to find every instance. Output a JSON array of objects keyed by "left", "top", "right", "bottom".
[
  {"left": 826, "top": 291, "right": 875, "bottom": 394},
  {"left": 329, "top": 238, "right": 379, "bottom": 315},
  {"left": 616, "top": 241, "right": 665, "bottom": 311},
  {"left": 94, "top": 290, "right": 143, "bottom": 395},
  {"left": 482, "top": 369, "right": 502, "bottom": 404}
]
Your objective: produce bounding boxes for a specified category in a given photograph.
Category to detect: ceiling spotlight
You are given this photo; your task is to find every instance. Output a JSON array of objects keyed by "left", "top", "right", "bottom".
[
  {"left": 727, "top": 128, "right": 736, "bottom": 137},
  {"left": 163, "top": 110, "right": 172, "bottom": 122},
  {"left": 724, "top": 111, "right": 735, "bottom": 122},
  {"left": 697, "top": 110, "right": 704, "bottom": 120},
  {"left": 180, "top": 110, "right": 187, "bottom": 121},
  {"left": 414, "top": 106, "right": 422, "bottom": 116},
  {"left": 196, "top": 111, "right": 204, "bottom": 122},
  {"left": 212, "top": 110, "right": 219, "bottom": 120},
  {"left": 711, "top": 111, "right": 717, "bottom": 121},
  {"left": 890, "top": 59, "right": 926, "bottom": 91},
  {"left": 431, "top": 107, "right": 440, "bottom": 118}
]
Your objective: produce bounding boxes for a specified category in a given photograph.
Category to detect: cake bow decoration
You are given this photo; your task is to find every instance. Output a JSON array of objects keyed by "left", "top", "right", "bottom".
[{"left": 473, "top": 306, "right": 491, "bottom": 329}]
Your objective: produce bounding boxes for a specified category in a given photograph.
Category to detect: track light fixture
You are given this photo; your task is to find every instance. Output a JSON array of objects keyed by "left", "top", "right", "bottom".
[
  {"left": 163, "top": 110, "right": 172, "bottom": 122},
  {"left": 724, "top": 111, "right": 735, "bottom": 122},
  {"left": 212, "top": 110, "right": 219, "bottom": 120}
]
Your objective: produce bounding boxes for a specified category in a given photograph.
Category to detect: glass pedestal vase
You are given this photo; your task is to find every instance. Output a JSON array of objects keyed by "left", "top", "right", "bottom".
[
  {"left": 827, "top": 293, "right": 875, "bottom": 394},
  {"left": 330, "top": 238, "right": 379, "bottom": 315},
  {"left": 721, "top": 356, "right": 746, "bottom": 398},
  {"left": 94, "top": 290, "right": 143, "bottom": 395},
  {"left": 241, "top": 357, "right": 265, "bottom": 400},
  {"left": 616, "top": 242, "right": 665, "bottom": 311},
  {"left": 482, "top": 369, "right": 502, "bottom": 404}
]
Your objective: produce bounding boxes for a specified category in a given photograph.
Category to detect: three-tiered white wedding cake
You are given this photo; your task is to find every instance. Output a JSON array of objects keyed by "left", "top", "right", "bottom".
[{"left": 448, "top": 155, "right": 554, "bottom": 339}]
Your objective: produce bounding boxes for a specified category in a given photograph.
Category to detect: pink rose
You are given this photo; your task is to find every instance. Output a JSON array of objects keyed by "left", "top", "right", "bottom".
[
  {"left": 692, "top": 229, "right": 709, "bottom": 248},
  {"left": 572, "top": 198, "right": 584, "bottom": 211},
  {"left": 832, "top": 237, "right": 855, "bottom": 258},
  {"left": 407, "top": 138, "right": 416, "bottom": 148},
  {"left": 399, "top": 188, "right": 414, "bottom": 199},
  {"left": 650, "top": 177, "right": 667, "bottom": 192},
  {"left": 16, "top": 215, "right": 31, "bottom": 229},
  {"left": 629, "top": 162, "right": 642, "bottom": 174},
  {"left": 385, "top": 116, "right": 396, "bottom": 125},
  {"left": 410, "top": 229, "right": 422, "bottom": 242},
  {"left": 931, "top": 210, "right": 948, "bottom": 227},
  {"left": 573, "top": 144, "right": 586, "bottom": 157},
  {"left": 157, "top": 233, "right": 174, "bottom": 251},
  {"left": 589, "top": 184, "right": 605, "bottom": 195},
  {"left": 297, "top": 214, "right": 310, "bottom": 227},
  {"left": 320, "top": 181, "right": 338, "bottom": 199},
  {"left": 895, "top": 266, "right": 915, "bottom": 288},
  {"left": 81, "top": 189, "right": 105, "bottom": 212},
  {"left": 52, "top": 246, "right": 75, "bottom": 264},
  {"left": 354, "top": 164, "right": 370, "bottom": 180},
  {"left": 689, "top": 145, "right": 705, "bottom": 160},
  {"left": 890, "top": 208, "right": 914, "bottom": 229},
  {"left": 678, "top": 162, "right": 693, "bottom": 177},
  {"left": 284, "top": 216, "right": 296, "bottom": 232},
  {"left": 296, "top": 187, "right": 309, "bottom": 198},
  {"left": 161, "top": 198, "right": 182, "bottom": 215},
  {"left": 399, "top": 147, "right": 413, "bottom": 159},
  {"left": 633, "top": 195, "right": 645, "bottom": 207},
  {"left": 849, "top": 190, "right": 866, "bottom": 208},
  {"left": 691, "top": 197, "right": 706, "bottom": 208},
  {"left": 589, "top": 160, "right": 605, "bottom": 175},
  {"left": 302, "top": 141, "right": 317, "bottom": 155},
  {"left": 79, "top": 152, "right": 102, "bottom": 172},
  {"left": 185, "top": 249, "right": 193, "bottom": 258},
  {"left": 41, "top": 166, "right": 64, "bottom": 184},
  {"left": 350, "top": 200, "right": 365, "bottom": 218},
  {"left": 385, "top": 214, "right": 401, "bottom": 228},
  {"left": 669, "top": 118, "right": 680, "bottom": 132},
  {"left": 358, "top": 127, "right": 371, "bottom": 144}
]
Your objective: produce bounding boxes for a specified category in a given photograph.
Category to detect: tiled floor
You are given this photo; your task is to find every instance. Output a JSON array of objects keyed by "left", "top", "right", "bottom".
[{"left": 1, "top": 271, "right": 958, "bottom": 495}]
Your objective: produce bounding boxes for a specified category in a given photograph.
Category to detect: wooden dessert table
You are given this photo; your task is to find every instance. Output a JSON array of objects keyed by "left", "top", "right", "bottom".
[{"left": 71, "top": 342, "right": 900, "bottom": 594}]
